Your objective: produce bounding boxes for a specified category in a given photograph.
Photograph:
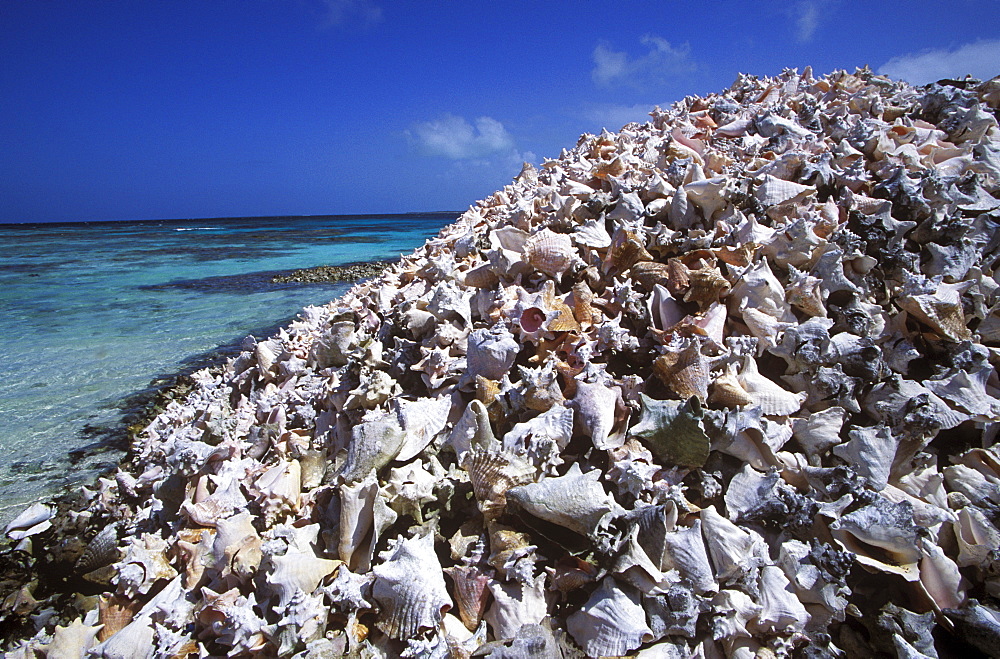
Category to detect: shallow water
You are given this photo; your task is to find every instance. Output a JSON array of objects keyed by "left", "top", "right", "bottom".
[{"left": 0, "top": 214, "right": 453, "bottom": 524}]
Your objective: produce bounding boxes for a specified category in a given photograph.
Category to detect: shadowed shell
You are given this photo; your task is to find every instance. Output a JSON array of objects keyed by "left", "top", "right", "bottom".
[
  {"left": 338, "top": 409, "right": 406, "bottom": 483},
  {"left": 628, "top": 394, "right": 711, "bottom": 468}
]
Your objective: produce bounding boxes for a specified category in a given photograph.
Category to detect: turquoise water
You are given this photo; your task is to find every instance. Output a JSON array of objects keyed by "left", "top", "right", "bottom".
[{"left": 0, "top": 214, "right": 453, "bottom": 524}]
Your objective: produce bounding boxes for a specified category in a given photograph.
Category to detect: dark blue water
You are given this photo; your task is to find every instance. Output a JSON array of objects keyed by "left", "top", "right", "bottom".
[{"left": 0, "top": 214, "right": 454, "bottom": 523}]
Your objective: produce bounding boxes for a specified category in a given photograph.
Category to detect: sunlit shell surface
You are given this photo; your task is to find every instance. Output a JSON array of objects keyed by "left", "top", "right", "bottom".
[{"left": 5, "top": 68, "right": 1000, "bottom": 658}]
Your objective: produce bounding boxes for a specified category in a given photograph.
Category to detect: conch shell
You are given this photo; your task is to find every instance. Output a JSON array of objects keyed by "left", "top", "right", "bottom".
[
  {"left": 371, "top": 531, "right": 452, "bottom": 640},
  {"left": 506, "top": 463, "right": 624, "bottom": 538},
  {"left": 628, "top": 394, "right": 710, "bottom": 468}
]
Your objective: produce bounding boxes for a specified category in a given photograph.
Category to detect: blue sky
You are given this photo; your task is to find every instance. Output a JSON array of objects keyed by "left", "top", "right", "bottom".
[{"left": 2, "top": 1, "right": 999, "bottom": 223}]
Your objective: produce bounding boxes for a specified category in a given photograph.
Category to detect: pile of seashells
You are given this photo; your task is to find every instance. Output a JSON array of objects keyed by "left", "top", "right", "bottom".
[{"left": 5, "top": 66, "right": 1000, "bottom": 658}]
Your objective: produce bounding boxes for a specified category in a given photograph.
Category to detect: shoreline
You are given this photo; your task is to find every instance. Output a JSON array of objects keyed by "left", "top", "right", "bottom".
[
  {"left": 0, "top": 259, "right": 400, "bottom": 644},
  {"left": 0, "top": 259, "right": 394, "bottom": 526}
]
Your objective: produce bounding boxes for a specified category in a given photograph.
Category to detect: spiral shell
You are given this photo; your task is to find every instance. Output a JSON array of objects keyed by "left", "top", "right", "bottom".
[{"left": 523, "top": 228, "right": 574, "bottom": 279}]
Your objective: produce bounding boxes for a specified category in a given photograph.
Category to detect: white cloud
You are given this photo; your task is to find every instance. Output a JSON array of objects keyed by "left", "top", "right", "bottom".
[
  {"left": 878, "top": 39, "right": 1000, "bottom": 85},
  {"left": 320, "top": 0, "right": 382, "bottom": 27},
  {"left": 585, "top": 103, "right": 658, "bottom": 130},
  {"left": 591, "top": 35, "right": 695, "bottom": 89},
  {"left": 786, "top": 0, "right": 838, "bottom": 43},
  {"left": 409, "top": 114, "right": 516, "bottom": 160},
  {"left": 793, "top": 1, "right": 821, "bottom": 42}
]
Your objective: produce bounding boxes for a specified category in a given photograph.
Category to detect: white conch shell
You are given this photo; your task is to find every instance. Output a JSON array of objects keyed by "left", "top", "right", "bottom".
[
  {"left": 502, "top": 404, "right": 574, "bottom": 472},
  {"left": 484, "top": 574, "right": 547, "bottom": 640},
  {"left": 684, "top": 176, "right": 729, "bottom": 220},
  {"left": 737, "top": 356, "right": 807, "bottom": 416},
  {"left": 344, "top": 368, "right": 398, "bottom": 411},
  {"left": 754, "top": 565, "right": 810, "bottom": 633},
  {"left": 114, "top": 534, "right": 179, "bottom": 597},
  {"left": 711, "top": 589, "right": 762, "bottom": 641},
  {"left": 925, "top": 367, "right": 1000, "bottom": 421},
  {"left": 573, "top": 218, "right": 613, "bottom": 248},
  {"left": 728, "top": 258, "right": 796, "bottom": 324},
  {"left": 460, "top": 324, "right": 520, "bottom": 389},
  {"left": 566, "top": 577, "right": 654, "bottom": 658},
  {"left": 954, "top": 505, "right": 1000, "bottom": 568},
  {"left": 523, "top": 228, "right": 575, "bottom": 279},
  {"left": 660, "top": 520, "right": 717, "bottom": 594},
  {"left": 182, "top": 466, "right": 250, "bottom": 527},
  {"left": 371, "top": 531, "right": 452, "bottom": 640},
  {"left": 864, "top": 377, "right": 966, "bottom": 433},
  {"left": 254, "top": 340, "right": 278, "bottom": 378},
  {"left": 723, "top": 465, "right": 780, "bottom": 521},
  {"left": 90, "top": 618, "right": 155, "bottom": 659},
  {"left": 310, "top": 319, "right": 355, "bottom": 367},
  {"left": 607, "top": 191, "right": 646, "bottom": 225},
  {"left": 491, "top": 225, "right": 530, "bottom": 252},
  {"left": 791, "top": 406, "right": 847, "bottom": 461},
  {"left": 832, "top": 424, "right": 897, "bottom": 491},
  {"left": 395, "top": 396, "right": 452, "bottom": 462},
  {"left": 633, "top": 503, "right": 717, "bottom": 595},
  {"left": 944, "top": 463, "right": 1000, "bottom": 507},
  {"left": 447, "top": 399, "right": 498, "bottom": 458},
  {"left": 699, "top": 505, "right": 765, "bottom": 582},
  {"left": 571, "top": 380, "right": 625, "bottom": 450},
  {"left": 339, "top": 469, "right": 397, "bottom": 572},
  {"left": 917, "top": 536, "right": 965, "bottom": 612},
  {"left": 254, "top": 459, "right": 301, "bottom": 525},
  {"left": 776, "top": 540, "right": 848, "bottom": 622},
  {"left": 266, "top": 540, "right": 341, "bottom": 608},
  {"left": 754, "top": 174, "right": 815, "bottom": 206},
  {"left": 4, "top": 502, "right": 52, "bottom": 541},
  {"left": 506, "top": 463, "right": 624, "bottom": 537},
  {"left": 383, "top": 460, "right": 438, "bottom": 521},
  {"left": 213, "top": 510, "right": 262, "bottom": 581},
  {"left": 195, "top": 588, "right": 271, "bottom": 655},
  {"left": 648, "top": 284, "right": 686, "bottom": 331},
  {"left": 40, "top": 618, "right": 102, "bottom": 658},
  {"left": 830, "top": 496, "right": 921, "bottom": 579}
]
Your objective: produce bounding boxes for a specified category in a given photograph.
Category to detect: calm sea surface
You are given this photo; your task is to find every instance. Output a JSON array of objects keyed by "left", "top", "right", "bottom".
[{"left": 0, "top": 213, "right": 454, "bottom": 524}]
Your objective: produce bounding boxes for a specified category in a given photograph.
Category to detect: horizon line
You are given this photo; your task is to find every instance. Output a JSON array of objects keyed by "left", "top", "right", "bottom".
[{"left": 0, "top": 210, "right": 466, "bottom": 226}]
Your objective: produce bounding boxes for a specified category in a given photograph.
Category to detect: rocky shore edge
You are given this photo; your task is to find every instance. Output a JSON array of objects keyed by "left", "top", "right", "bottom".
[
  {"left": 0, "top": 264, "right": 394, "bottom": 646},
  {"left": 271, "top": 261, "right": 395, "bottom": 285}
]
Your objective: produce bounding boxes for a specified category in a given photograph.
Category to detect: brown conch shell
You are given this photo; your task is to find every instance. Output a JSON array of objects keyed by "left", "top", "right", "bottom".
[
  {"left": 463, "top": 447, "right": 536, "bottom": 520},
  {"left": 653, "top": 340, "right": 712, "bottom": 402},
  {"left": 444, "top": 565, "right": 492, "bottom": 631},
  {"left": 708, "top": 363, "right": 753, "bottom": 409}
]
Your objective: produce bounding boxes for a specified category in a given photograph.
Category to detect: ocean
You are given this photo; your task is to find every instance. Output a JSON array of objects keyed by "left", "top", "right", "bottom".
[{"left": 0, "top": 213, "right": 454, "bottom": 525}]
